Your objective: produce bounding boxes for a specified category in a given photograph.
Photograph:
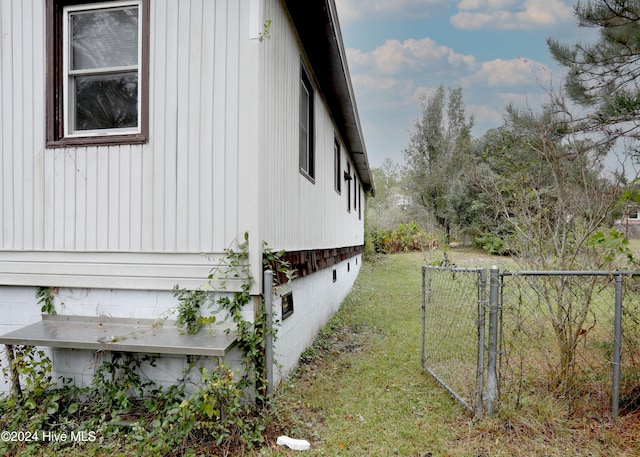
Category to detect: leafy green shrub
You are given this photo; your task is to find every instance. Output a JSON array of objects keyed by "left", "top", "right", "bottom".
[
  {"left": 371, "top": 222, "right": 436, "bottom": 254},
  {"left": 173, "top": 363, "right": 267, "bottom": 449},
  {"left": 0, "top": 349, "right": 267, "bottom": 456},
  {"left": 0, "top": 233, "right": 291, "bottom": 455},
  {"left": 474, "top": 233, "right": 509, "bottom": 255},
  {"left": 173, "top": 287, "right": 216, "bottom": 335},
  {"left": 0, "top": 346, "right": 60, "bottom": 425}
]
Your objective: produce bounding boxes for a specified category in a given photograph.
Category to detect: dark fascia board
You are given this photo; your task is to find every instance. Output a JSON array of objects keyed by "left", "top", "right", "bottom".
[{"left": 283, "top": 0, "right": 375, "bottom": 195}]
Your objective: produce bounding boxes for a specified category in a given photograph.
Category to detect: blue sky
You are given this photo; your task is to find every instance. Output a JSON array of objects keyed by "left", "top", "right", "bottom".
[{"left": 334, "top": 0, "right": 598, "bottom": 168}]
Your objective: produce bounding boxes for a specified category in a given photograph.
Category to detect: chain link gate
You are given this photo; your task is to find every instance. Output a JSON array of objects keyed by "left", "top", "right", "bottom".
[
  {"left": 421, "top": 266, "right": 490, "bottom": 418},
  {"left": 422, "top": 265, "right": 640, "bottom": 420}
]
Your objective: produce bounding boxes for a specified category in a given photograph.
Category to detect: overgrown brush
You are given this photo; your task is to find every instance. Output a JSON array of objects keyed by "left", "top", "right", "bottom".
[
  {"left": 371, "top": 222, "right": 436, "bottom": 254},
  {"left": 0, "top": 232, "right": 294, "bottom": 456}
]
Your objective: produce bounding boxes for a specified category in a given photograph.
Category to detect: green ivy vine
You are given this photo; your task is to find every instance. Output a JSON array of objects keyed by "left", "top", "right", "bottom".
[
  {"left": 36, "top": 287, "right": 57, "bottom": 315},
  {"left": 258, "top": 19, "right": 272, "bottom": 42},
  {"left": 172, "top": 287, "right": 215, "bottom": 335},
  {"left": 1, "top": 233, "right": 297, "bottom": 454},
  {"left": 173, "top": 231, "right": 295, "bottom": 403}
]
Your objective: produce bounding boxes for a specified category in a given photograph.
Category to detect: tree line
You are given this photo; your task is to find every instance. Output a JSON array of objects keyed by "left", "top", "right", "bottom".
[{"left": 368, "top": 0, "right": 640, "bottom": 271}]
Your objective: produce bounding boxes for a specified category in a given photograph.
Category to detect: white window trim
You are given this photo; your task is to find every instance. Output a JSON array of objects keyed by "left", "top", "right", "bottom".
[{"left": 62, "top": 0, "right": 143, "bottom": 138}]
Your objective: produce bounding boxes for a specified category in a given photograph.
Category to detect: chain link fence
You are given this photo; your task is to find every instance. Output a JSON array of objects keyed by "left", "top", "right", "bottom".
[
  {"left": 421, "top": 266, "right": 486, "bottom": 417},
  {"left": 500, "top": 271, "right": 640, "bottom": 418},
  {"left": 422, "top": 266, "right": 640, "bottom": 420}
]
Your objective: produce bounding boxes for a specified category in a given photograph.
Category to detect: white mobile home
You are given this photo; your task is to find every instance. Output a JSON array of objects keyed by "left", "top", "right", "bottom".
[{"left": 0, "top": 0, "right": 373, "bottom": 392}]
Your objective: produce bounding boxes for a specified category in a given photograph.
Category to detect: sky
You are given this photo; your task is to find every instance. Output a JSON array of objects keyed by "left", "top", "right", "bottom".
[{"left": 333, "top": 0, "right": 599, "bottom": 169}]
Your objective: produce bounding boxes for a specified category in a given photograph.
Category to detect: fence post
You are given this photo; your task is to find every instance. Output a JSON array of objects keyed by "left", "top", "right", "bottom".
[
  {"left": 485, "top": 265, "right": 500, "bottom": 417},
  {"left": 612, "top": 273, "right": 623, "bottom": 417},
  {"left": 475, "top": 269, "right": 488, "bottom": 419},
  {"left": 421, "top": 266, "right": 427, "bottom": 369}
]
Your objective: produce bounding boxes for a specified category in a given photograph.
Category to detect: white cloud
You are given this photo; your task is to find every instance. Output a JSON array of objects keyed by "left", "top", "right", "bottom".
[
  {"left": 335, "top": 0, "right": 577, "bottom": 163},
  {"left": 346, "top": 48, "right": 374, "bottom": 67},
  {"left": 458, "top": 0, "right": 517, "bottom": 8},
  {"left": 335, "top": 0, "right": 450, "bottom": 23},
  {"left": 352, "top": 73, "right": 416, "bottom": 96},
  {"left": 459, "top": 57, "right": 551, "bottom": 88},
  {"left": 350, "top": 38, "right": 476, "bottom": 76},
  {"left": 451, "top": 0, "right": 573, "bottom": 30}
]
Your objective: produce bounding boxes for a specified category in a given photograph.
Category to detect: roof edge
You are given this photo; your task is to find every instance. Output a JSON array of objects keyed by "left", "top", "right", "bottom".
[{"left": 283, "top": 0, "right": 375, "bottom": 195}]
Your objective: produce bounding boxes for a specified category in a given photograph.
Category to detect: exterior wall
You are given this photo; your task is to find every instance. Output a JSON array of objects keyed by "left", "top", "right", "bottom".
[
  {"left": 0, "top": 287, "right": 42, "bottom": 338},
  {"left": 0, "top": 284, "right": 248, "bottom": 394},
  {"left": 0, "top": 0, "right": 369, "bottom": 393},
  {"left": 259, "top": 0, "right": 366, "bottom": 252},
  {"left": 615, "top": 213, "right": 640, "bottom": 239},
  {"left": 0, "top": 0, "right": 261, "bottom": 289},
  {"left": 1, "top": 0, "right": 366, "bottom": 286},
  {"left": 0, "top": 286, "right": 46, "bottom": 394},
  {"left": 0, "top": 252, "right": 363, "bottom": 394},
  {"left": 272, "top": 254, "right": 362, "bottom": 381}
]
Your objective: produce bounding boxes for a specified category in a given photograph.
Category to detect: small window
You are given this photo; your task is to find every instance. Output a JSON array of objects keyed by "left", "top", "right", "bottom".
[
  {"left": 281, "top": 292, "right": 294, "bottom": 320},
  {"left": 353, "top": 174, "right": 358, "bottom": 211},
  {"left": 334, "top": 138, "right": 341, "bottom": 194},
  {"left": 299, "top": 65, "right": 315, "bottom": 180},
  {"left": 346, "top": 162, "right": 352, "bottom": 212},
  {"left": 358, "top": 183, "right": 362, "bottom": 220},
  {"left": 46, "top": 0, "right": 149, "bottom": 147}
]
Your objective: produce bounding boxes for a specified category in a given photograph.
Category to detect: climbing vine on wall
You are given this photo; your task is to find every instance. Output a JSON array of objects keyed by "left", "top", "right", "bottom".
[
  {"left": 1, "top": 232, "right": 297, "bottom": 455},
  {"left": 36, "top": 287, "right": 58, "bottom": 315},
  {"left": 173, "top": 231, "right": 295, "bottom": 402},
  {"left": 258, "top": 18, "right": 272, "bottom": 42}
]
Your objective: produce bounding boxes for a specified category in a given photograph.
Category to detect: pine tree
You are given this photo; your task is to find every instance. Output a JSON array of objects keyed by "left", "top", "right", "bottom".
[{"left": 548, "top": 0, "right": 640, "bottom": 149}]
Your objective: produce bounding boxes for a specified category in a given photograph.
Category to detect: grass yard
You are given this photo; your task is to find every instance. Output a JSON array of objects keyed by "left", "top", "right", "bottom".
[
  {"left": 260, "top": 250, "right": 640, "bottom": 457},
  {"left": 3, "top": 249, "right": 639, "bottom": 456}
]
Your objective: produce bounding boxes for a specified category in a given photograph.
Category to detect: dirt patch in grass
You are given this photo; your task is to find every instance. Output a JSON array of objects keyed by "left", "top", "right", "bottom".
[
  {"left": 296, "top": 321, "right": 381, "bottom": 372},
  {"left": 328, "top": 324, "right": 379, "bottom": 355}
]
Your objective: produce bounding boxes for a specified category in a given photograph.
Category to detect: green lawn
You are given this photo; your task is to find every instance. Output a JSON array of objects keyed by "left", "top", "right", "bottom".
[
  {"left": 262, "top": 252, "right": 460, "bottom": 456},
  {"left": 4, "top": 250, "right": 638, "bottom": 456},
  {"left": 260, "top": 251, "right": 640, "bottom": 457}
]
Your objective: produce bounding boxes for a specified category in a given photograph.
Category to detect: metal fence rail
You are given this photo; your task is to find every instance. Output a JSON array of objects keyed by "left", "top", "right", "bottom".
[{"left": 421, "top": 265, "right": 640, "bottom": 420}]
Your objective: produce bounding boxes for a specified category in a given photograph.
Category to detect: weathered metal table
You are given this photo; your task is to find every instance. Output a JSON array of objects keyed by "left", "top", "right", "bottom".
[{"left": 0, "top": 314, "right": 237, "bottom": 396}]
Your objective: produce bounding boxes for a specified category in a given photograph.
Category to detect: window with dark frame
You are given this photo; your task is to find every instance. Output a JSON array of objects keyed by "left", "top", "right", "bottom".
[
  {"left": 346, "top": 162, "right": 352, "bottom": 212},
  {"left": 353, "top": 174, "right": 358, "bottom": 211},
  {"left": 358, "top": 183, "right": 362, "bottom": 220},
  {"left": 46, "top": 0, "right": 149, "bottom": 147},
  {"left": 299, "top": 64, "right": 315, "bottom": 180},
  {"left": 281, "top": 292, "right": 294, "bottom": 320},
  {"left": 334, "top": 138, "right": 341, "bottom": 194}
]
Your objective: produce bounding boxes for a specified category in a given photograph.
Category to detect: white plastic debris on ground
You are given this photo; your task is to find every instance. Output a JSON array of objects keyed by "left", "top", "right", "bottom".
[{"left": 276, "top": 435, "right": 311, "bottom": 451}]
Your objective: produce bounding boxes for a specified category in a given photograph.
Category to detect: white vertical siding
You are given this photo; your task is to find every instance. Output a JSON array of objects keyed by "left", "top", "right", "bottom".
[
  {"left": 0, "top": 0, "right": 256, "bottom": 255},
  {"left": 260, "top": 0, "right": 365, "bottom": 251},
  {"left": 0, "top": 0, "right": 365, "bottom": 289},
  {"left": 2, "top": 0, "right": 46, "bottom": 251}
]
